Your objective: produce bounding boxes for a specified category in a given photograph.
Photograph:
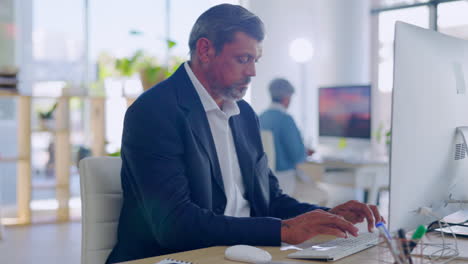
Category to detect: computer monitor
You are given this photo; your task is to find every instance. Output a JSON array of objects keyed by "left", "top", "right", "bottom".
[
  {"left": 317, "top": 85, "right": 371, "bottom": 156},
  {"left": 318, "top": 85, "right": 371, "bottom": 139},
  {"left": 389, "top": 22, "right": 468, "bottom": 232}
]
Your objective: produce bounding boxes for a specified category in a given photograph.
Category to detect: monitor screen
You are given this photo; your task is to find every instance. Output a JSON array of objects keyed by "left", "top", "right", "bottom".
[{"left": 318, "top": 85, "right": 371, "bottom": 139}]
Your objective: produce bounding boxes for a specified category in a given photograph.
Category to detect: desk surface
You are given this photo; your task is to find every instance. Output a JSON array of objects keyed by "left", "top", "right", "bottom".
[
  {"left": 119, "top": 234, "right": 468, "bottom": 264},
  {"left": 307, "top": 157, "right": 388, "bottom": 167},
  {"left": 119, "top": 245, "right": 378, "bottom": 264}
]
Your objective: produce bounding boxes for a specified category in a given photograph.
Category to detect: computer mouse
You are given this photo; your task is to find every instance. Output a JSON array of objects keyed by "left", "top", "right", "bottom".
[{"left": 225, "top": 245, "right": 272, "bottom": 263}]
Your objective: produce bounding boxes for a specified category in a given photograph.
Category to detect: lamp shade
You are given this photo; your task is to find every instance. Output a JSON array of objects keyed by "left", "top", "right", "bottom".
[{"left": 289, "top": 38, "right": 314, "bottom": 63}]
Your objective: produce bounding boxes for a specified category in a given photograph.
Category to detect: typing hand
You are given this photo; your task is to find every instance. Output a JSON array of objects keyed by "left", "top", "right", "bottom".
[
  {"left": 280, "top": 209, "right": 358, "bottom": 245},
  {"left": 329, "top": 200, "right": 385, "bottom": 233}
]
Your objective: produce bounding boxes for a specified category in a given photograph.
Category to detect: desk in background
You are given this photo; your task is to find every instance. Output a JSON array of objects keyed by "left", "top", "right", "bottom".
[{"left": 299, "top": 157, "right": 389, "bottom": 205}]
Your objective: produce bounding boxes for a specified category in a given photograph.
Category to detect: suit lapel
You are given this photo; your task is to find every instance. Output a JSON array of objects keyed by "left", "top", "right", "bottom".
[
  {"left": 187, "top": 109, "right": 225, "bottom": 193},
  {"left": 230, "top": 116, "right": 254, "bottom": 201},
  {"left": 174, "top": 65, "right": 225, "bottom": 194}
]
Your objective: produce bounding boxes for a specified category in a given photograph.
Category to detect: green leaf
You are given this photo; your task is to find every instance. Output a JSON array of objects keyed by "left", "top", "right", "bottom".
[
  {"left": 129, "top": 29, "right": 143, "bottom": 35},
  {"left": 130, "top": 50, "right": 144, "bottom": 63},
  {"left": 167, "top": 39, "right": 176, "bottom": 49},
  {"left": 108, "top": 151, "right": 121, "bottom": 157}
]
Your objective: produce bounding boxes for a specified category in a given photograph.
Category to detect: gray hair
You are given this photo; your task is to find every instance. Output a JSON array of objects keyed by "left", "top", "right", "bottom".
[
  {"left": 269, "top": 78, "right": 295, "bottom": 102},
  {"left": 189, "top": 4, "right": 265, "bottom": 56}
]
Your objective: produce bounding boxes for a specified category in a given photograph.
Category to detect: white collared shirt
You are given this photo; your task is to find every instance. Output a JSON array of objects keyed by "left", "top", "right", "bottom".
[{"left": 184, "top": 62, "right": 250, "bottom": 217}]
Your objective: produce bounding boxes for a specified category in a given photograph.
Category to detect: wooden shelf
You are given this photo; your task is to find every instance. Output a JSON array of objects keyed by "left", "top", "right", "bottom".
[
  {"left": 31, "top": 128, "right": 69, "bottom": 133},
  {"left": 31, "top": 181, "right": 56, "bottom": 189},
  {"left": 1, "top": 217, "right": 29, "bottom": 226},
  {"left": 31, "top": 181, "right": 69, "bottom": 189},
  {"left": 1, "top": 96, "right": 71, "bottom": 224},
  {"left": 0, "top": 94, "right": 108, "bottom": 225},
  {"left": 0, "top": 91, "right": 19, "bottom": 97},
  {"left": 0, "top": 156, "right": 29, "bottom": 163}
]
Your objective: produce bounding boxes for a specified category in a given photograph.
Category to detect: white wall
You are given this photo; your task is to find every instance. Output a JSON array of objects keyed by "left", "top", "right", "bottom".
[
  {"left": 0, "top": 0, "right": 15, "bottom": 66},
  {"left": 0, "top": 0, "right": 18, "bottom": 205},
  {"left": 0, "top": 0, "right": 33, "bottom": 205},
  {"left": 249, "top": 0, "right": 371, "bottom": 147}
]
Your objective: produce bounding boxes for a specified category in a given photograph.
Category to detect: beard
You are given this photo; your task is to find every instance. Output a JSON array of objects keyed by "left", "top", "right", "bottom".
[{"left": 217, "top": 77, "right": 251, "bottom": 101}]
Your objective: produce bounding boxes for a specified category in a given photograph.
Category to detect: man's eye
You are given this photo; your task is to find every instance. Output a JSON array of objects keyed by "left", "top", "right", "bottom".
[{"left": 237, "top": 56, "right": 250, "bottom": 64}]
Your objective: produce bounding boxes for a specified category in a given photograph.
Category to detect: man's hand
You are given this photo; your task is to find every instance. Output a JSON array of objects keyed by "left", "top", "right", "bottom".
[
  {"left": 329, "top": 200, "right": 385, "bottom": 233},
  {"left": 281, "top": 209, "right": 359, "bottom": 245}
]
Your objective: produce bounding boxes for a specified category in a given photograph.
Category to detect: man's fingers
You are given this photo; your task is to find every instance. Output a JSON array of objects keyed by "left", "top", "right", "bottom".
[
  {"left": 354, "top": 215, "right": 365, "bottom": 224},
  {"left": 344, "top": 212, "right": 365, "bottom": 224},
  {"left": 369, "top": 204, "right": 384, "bottom": 224},
  {"left": 318, "top": 226, "right": 348, "bottom": 238},
  {"left": 381, "top": 216, "right": 387, "bottom": 224},
  {"left": 352, "top": 201, "right": 376, "bottom": 232},
  {"left": 325, "top": 214, "right": 359, "bottom": 237},
  {"left": 306, "top": 210, "right": 359, "bottom": 236}
]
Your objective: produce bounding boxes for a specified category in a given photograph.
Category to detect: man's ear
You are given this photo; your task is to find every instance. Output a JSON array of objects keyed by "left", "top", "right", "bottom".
[{"left": 196, "top": 38, "right": 215, "bottom": 64}]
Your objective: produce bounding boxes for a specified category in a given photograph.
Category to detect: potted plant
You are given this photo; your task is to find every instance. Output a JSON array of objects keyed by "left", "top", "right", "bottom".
[
  {"left": 90, "top": 52, "right": 119, "bottom": 96},
  {"left": 138, "top": 55, "right": 183, "bottom": 91},
  {"left": 92, "top": 40, "right": 183, "bottom": 96},
  {"left": 37, "top": 102, "right": 58, "bottom": 130},
  {"left": 115, "top": 50, "right": 144, "bottom": 78}
]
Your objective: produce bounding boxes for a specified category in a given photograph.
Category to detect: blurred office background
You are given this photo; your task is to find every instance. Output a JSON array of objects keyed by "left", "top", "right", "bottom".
[{"left": 0, "top": 0, "right": 467, "bottom": 263}]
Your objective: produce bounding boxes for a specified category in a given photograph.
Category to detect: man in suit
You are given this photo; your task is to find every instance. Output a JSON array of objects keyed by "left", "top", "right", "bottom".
[{"left": 107, "top": 4, "right": 384, "bottom": 264}]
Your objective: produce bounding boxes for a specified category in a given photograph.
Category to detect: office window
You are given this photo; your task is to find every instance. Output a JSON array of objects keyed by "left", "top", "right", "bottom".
[
  {"left": 30, "top": 0, "right": 87, "bottom": 219},
  {"left": 438, "top": 1, "right": 468, "bottom": 40},
  {"left": 374, "top": 0, "right": 429, "bottom": 8},
  {"left": 169, "top": 0, "right": 241, "bottom": 58},
  {"left": 372, "top": 0, "right": 467, "bottom": 153},
  {"left": 89, "top": 0, "right": 166, "bottom": 62},
  {"left": 89, "top": 0, "right": 167, "bottom": 154},
  {"left": 32, "top": 0, "right": 86, "bottom": 88},
  {"left": 377, "top": 7, "right": 429, "bottom": 93}
]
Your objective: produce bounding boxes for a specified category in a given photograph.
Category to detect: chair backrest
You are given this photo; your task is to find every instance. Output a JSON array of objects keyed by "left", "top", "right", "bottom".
[
  {"left": 260, "top": 130, "right": 276, "bottom": 172},
  {"left": 79, "top": 157, "right": 122, "bottom": 264}
]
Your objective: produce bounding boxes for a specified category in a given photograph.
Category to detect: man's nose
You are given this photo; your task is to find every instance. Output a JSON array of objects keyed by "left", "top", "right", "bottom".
[{"left": 245, "top": 62, "right": 256, "bottom": 77}]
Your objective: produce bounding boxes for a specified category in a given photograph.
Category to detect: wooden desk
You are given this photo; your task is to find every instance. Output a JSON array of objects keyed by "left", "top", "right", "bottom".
[
  {"left": 119, "top": 245, "right": 380, "bottom": 264},
  {"left": 118, "top": 234, "right": 468, "bottom": 264}
]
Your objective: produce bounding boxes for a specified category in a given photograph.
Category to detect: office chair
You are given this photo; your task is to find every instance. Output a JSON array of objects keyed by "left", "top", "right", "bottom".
[
  {"left": 261, "top": 130, "right": 328, "bottom": 205},
  {"left": 261, "top": 129, "right": 299, "bottom": 194},
  {"left": 0, "top": 208, "right": 3, "bottom": 240},
  {"left": 79, "top": 157, "right": 122, "bottom": 264}
]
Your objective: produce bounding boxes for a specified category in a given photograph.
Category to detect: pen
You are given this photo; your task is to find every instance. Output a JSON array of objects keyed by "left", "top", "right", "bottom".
[
  {"left": 376, "top": 222, "right": 402, "bottom": 264},
  {"left": 394, "top": 236, "right": 406, "bottom": 264},
  {"left": 398, "top": 228, "right": 413, "bottom": 264},
  {"left": 409, "top": 225, "right": 427, "bottom": 252}
]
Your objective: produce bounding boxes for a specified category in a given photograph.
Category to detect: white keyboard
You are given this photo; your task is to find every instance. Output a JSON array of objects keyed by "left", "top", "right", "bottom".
[{"left": 288, "top": 232, "right": 380, "bottom": 261}]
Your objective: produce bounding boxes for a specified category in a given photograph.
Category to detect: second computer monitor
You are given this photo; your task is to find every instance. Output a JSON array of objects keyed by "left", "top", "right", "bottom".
[
  {"left": 318, "top": 85, "right": 371, "bottom": 139},
  {"left": 389, "top": 22, "right": 468, "bottom": 232},
  {"left": 317, "top": 85, "right": 371, "bottom": 157}
]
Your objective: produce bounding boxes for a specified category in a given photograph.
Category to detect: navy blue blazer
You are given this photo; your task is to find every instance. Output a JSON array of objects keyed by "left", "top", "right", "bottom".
[{"left": 107, "top": 64, "right": 328, "bottom": 264}]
